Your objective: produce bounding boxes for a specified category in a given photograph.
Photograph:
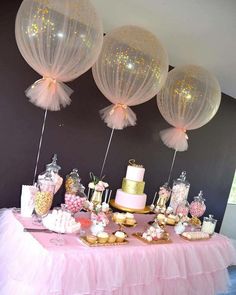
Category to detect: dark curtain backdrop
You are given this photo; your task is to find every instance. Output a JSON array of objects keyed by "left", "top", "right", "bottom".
[{"left": 0, "top": 0, "right": 236, "bottom": 231}]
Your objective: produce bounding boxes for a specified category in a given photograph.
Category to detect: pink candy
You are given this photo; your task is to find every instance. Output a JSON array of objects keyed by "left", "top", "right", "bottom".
[
  {"left": 176, "top": 206, "right": 189, "bottom": 216},
  {"left": 65, "top": 194, "right": 86, "bottom": 213},
  {"left": 189, "top": 202, "right": 206, "bottom": 218}
]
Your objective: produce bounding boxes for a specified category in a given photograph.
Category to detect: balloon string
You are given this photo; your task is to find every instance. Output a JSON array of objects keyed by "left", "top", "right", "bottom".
[
  {"left": 100, "top": 128, "right": 115, "bottom": 178},
  {"left": 33, "top": 109, "right": 48, "bottom": 184},
  {"left": 167, "top": 149, "right": 177, "bottom": 184}
]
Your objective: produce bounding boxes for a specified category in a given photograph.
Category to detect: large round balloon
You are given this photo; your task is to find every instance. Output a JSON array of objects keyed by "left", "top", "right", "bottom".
[
  {"left": 16, "top": 0, "right": 103, "bottom": 111},
  {"left": 157, "top": 65, "right": 221, "bottom": 151},
  {"left": 92, "top": 25, "right": 169, "bottom": 130}
]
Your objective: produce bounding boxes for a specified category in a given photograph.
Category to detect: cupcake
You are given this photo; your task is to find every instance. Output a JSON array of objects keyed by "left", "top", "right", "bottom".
[
  {"left": 125, "top": 213, "right": 136, "bottom": 225},
  {"left": 97, "top": 232, "right": 109, "bottom": 244},
  {"left": 157, "top": 213, "right": 166, "bottom": 222},
  {"left": 115, "top": 231, "right": 126, "bottom": 242},
  {"left": 126, "top": 218, "right": 136, "bottom": 226},
  {"left": 168, "top": 214, "right": 177, "bottom": 220},
  {"left": 108, "top": 234, "right": 116, "bottom": 243},
  {"left": 112, "top": 212, "right": 118, "bottom": 222},
  {"left": 115, "top": 213, "right": 126, "bottom": 224},
  {"left": 166, "top": 215, "right": 176, "bottom": 225},
  {"left": 86, "top": 235, "right": 97, "bottom": 244}
]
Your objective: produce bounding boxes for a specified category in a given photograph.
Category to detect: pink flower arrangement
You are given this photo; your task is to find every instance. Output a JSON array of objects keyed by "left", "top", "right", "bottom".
[
  {"left": 91, "top": 211, "right": 109, "bottom": 226},
  {"left": 88, "top": 172, "right": 109, "bottom": 192}
]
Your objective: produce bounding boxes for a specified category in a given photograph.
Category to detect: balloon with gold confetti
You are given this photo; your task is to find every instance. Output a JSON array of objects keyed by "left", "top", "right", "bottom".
[
  {"left": 92, "top": 25, "right": 169, "bottom": 176},
  {"left": 92, "top": 25, "right": 169, "bottom": 130},
  {"left": 15, "top": 0, "right": 103, "bottom": 184},
  {"left": 15, "top": 0, "right": 103, "bottom": 111},
  {"left": 157, "top": 65, "right": 221, "bottom": 152}
]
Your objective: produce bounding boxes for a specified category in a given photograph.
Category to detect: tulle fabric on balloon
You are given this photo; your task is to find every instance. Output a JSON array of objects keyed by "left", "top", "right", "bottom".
[
  {"left": 26, "top": 78, "right": 73, "bottom": 111},
  {"left": 93, "top": 25, "right": 169, "bottom": 130},
  {"left": 100, "top": 104, "right": 137, "bottom": 130},
  {"left": 160, "top": 128, "right": 188, "bottom": 152},
  {"left": 157, "top": 65, "right": 221, "bottom": 151},
  {"left": 15, "top": 0, "right": 103, "bottom": 111}
]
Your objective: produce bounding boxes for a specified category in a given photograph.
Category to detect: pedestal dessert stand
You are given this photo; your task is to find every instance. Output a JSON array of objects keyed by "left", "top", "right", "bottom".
[{"left": 110, "top": 199, "right": 151, "bottom": 214}]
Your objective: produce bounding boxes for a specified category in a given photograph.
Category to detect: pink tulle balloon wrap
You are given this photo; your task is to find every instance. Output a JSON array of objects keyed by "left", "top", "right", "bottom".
[
  {"left": 93, "top": 25, "right": 169, "bottom": 130},
  {"left": 157, "top": 65, "right": 221, "bottom": 151},
  {"left": 15, "top": 0, "right": 103, "bottom": 111}
]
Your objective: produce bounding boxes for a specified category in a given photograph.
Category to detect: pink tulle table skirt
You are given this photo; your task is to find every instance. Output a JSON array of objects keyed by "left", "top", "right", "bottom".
[{"left": 0, "top": 209, "right": 236, "bottom": 295}]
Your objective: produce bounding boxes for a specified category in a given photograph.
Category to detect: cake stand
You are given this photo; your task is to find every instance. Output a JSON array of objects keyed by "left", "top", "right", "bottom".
[{"left": 110, "top": 199, "right": 151, "bottom": 214}]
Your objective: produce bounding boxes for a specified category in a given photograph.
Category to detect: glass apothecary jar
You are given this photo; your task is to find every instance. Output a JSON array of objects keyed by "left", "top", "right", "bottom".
[
  {"left": 38, "top": 154, "right": 63, "bottom": 194},
  {"left": 176, "top": 200, "right": 190, "bottom": 216},
  {"left": 170, "top": 171, "right": 190, "bottom": 213},
  {"left": 46, "top": 154, "right": 61, "bottom": 174},
  {"left": 65, "top": 169, "right": 87, "bottom": 213},
  {"left": 65, "top": 169, "right": 82, "bottom": 195},
  {"left": 34, "top": 171, "right": 55, "bottom": 219},
  {"left": 201, "top": 214, "right": 217, "bottom": 235},
  {"left": 189, "top": 191, "right": 206, "bottom": 218}
]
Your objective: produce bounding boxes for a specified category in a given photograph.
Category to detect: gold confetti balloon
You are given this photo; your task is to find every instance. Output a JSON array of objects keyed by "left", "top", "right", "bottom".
[
  {"left": 92, "top": 25, "right": 169, "bottom": 130},
  {"left": 157, "top": 65, "right": 221, "bottom": 130},
  {"left": 15, "top": 0, "right": 103, "bottom": 111},
  {"left": 156, "top": 65, "right": 221, "bottom": 151}
]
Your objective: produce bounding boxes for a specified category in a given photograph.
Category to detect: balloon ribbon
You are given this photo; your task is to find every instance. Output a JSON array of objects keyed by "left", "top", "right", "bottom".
[
  {"left": 100, "top": 128, "right": 115, "bottom": 177},
  {"left": 33, "top": 109, "right": 48, "bottom": 184},
  {"left": 167, "top": 149, "right": 177, "bottom": 184}
]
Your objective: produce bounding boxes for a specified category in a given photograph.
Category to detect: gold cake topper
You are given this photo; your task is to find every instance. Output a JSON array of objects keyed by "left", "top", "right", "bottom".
[{"left": 128, "top": 159, "right": 143, "bottom": 168}]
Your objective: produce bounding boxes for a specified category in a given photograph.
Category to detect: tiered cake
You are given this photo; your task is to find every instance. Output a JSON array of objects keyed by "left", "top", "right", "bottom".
[{"left": 115, "top": 160, "right": 147, "bottom": 210}]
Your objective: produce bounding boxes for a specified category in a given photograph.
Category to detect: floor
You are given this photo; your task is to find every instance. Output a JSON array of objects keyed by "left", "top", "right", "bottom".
[{"left": 220, "top": 266, "right": 236, "bottom": 295}]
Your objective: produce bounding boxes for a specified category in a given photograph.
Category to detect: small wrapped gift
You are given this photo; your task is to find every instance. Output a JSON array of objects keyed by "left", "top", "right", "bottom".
[{"left": 20, "top": 185, "right": 38, "bottom": 217}]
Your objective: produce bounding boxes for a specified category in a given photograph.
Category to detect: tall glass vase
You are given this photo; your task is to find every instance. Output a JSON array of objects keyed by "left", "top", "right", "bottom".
[
  {"left": 91, "top": 190, "right": 103, "bottom": 205},
  {"left": 34, "top": 171, "right": 55, "bottom": 224}
]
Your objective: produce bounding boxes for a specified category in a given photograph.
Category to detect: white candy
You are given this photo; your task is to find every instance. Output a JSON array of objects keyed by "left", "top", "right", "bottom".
[
  {"left": 52, "top": 209, "right": 58, "bottom": 216},
  {"left": 147, "top": 236, "right": 152, "bottom": 242},
  {"left": 142, "top": 233, "right": 148, "bottom": 239},
  {"left": 42, "top": 210, "right": 81, "bottom": 233}
]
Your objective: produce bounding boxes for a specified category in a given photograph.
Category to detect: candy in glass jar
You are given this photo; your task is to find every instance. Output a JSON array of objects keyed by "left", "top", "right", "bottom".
[
  {"left": 38, "top": 154, "right": 63, "bottom": 194},
  {"left": 34, "top": 171, "right": 55, "bottom": 219},
  {"left": 169, "top": 171, "right": 190, "bottom": 214},
  {"left": 176, "top": 200, "right": 190, "bottom": 216},
  {"left": 201, "top": 214, "right": 217, "bottom": 235},
  {"left": 65, "top": 169, "right": 82, "bottom": 195},
  {"left": 65, "top": 169, "right": 87, "bottom": 213},
  {"left": 65, "top": 194, "right": 86, "bottom": 214},
  {"left": 190, "top": 191, "right": 206, "bottom": 218}
]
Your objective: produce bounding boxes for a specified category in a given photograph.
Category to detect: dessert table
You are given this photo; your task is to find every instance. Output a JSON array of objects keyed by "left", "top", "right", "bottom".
[{"left": 0, "top": 209, "right": 236, "bottom": 295}]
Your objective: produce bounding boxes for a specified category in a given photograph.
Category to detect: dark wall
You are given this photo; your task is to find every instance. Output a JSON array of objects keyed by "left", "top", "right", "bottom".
[{"left": 1, "top": 1, "right": 236, "bottom": 231}]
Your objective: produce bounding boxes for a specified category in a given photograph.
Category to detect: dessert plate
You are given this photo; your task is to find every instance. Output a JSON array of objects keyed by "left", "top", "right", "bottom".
[
  {"left": 132, "top": 232, "right": 172, "bottom": 244},
  {"left": 180, "top": 234, "right": 211, "bottom": 241},
  {"left": 79, "top": 236, "right": 128, "bottom": 247}
]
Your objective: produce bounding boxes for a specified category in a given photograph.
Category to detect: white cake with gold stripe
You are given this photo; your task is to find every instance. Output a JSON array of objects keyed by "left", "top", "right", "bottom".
[{"left": 115, "top": 160, "right": 147, "bottom": 210}]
